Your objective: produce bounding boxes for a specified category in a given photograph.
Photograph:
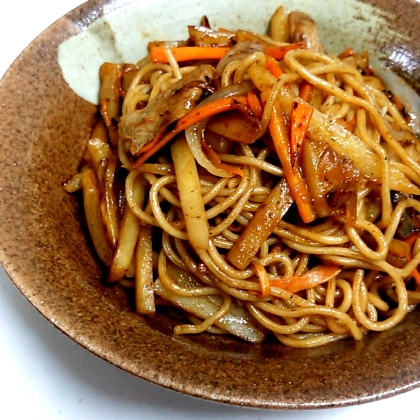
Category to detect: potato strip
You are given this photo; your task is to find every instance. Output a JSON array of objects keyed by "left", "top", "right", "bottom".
[{"left": 171, "top": 135, "right": 209, "bottom": 251}]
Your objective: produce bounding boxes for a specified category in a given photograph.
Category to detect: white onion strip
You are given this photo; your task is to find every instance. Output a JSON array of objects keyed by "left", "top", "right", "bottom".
[{"left": 184, "top": 81, "right": 254, "bottom": 177}]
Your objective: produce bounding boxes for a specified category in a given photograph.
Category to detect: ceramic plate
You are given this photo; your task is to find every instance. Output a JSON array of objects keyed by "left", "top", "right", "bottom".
[{"left": 0, "top": 0, "right": 420, "bottom": 409}]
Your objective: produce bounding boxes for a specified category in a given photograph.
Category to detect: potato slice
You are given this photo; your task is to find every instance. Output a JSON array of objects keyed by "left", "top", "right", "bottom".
[{"left": 171, "top": 135, "right": 209, "bottom": 251}]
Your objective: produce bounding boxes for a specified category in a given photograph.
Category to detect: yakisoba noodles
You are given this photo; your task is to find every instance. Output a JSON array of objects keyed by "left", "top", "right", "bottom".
[{"left": 65, "top": 6, "right": 420, "bottom": 347}]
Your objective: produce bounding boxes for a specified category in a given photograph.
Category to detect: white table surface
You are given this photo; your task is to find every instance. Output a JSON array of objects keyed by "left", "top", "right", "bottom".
[{"left": 1, "top": 1, "right": 419, "bottom": 419}]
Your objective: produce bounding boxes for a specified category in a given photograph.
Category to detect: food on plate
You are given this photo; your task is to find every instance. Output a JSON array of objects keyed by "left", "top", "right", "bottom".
[{"left": 65, "top": 5, "right": 420, "bottom": 347}]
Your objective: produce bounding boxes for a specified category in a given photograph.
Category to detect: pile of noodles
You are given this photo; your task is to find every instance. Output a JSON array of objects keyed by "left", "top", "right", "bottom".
[{"left": 65, "top": 6, "right": 420, "bottom": 347}]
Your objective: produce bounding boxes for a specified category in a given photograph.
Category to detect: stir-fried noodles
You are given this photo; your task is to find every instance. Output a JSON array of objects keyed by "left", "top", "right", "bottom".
[{"left": 65, "top": 6, "right": 420, "bottom": 347}]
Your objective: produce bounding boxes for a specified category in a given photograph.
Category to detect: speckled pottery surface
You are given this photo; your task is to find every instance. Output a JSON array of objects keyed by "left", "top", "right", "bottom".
[{"left": 0, "top": 0, "right": 420, "bottom": 410}]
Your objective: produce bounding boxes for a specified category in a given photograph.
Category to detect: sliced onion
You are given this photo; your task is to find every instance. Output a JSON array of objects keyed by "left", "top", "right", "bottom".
[
  {"left": 216, "top": 41, "right": 265, "bottom": 76},
  {"left": 184, "top": 81, "right": 254, "bottom": 177},
  {"left": 201, "top": 79, "right": 254, "bottom": 103},
  {"left": 185, "top": 120, "right": 232, "bottom": 177},
  {"left": 375, "top": 67, "right": 420, "bottom": 135}
]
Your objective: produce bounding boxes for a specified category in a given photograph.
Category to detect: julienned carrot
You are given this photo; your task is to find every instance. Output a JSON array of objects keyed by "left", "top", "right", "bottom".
[
  {"left": 363, "top": 50, "right": 374, "bottom": 76},
  {"left": 201, "top": 140, "right": 245, "bottom": 178},
  {"left": 134, "top": 96, "right": 248, "bottom": 167},
  {"left": 270, "top": 265, "right": 341, "bottom": 294},
  {"left": 269, "top": 101, "right": 316, "bottom": 223},
  {"left": 338, "top": 47, "right": 354, "bottom": 59},
  {"left": 150, "top": 46, "right": 231, "bottom": 63},
  {"left": 265, "top": 55, "right": 284, "bottom": 79},
  {"left": 252, "top": 261, "right": 271, "bottom": 298},
  {"left": 247, "top": 91, "right": 263, "bottom": 119},
  {"left": 405, "top": 234, "right": 419, "bottom": 248},
  {"left": 411, "top": 268, "right": 420, "bottom": 286},
  {"left": 265, "top": 42, "right": 305, "bottom": 60},
  {"left": 299, "top": 82, "right": 313, "bottom": 102},
  {"left": 290, "top": 101, "right": 314, "bottom": 167},
  {"left": 265, "top": 56, "right": 292, "bottom": 90}
]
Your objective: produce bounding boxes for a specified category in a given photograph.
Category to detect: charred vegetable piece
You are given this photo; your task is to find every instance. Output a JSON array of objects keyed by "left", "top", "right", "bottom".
[
  {"left": 206, "top": 108, "right": 263, "bottom": 144},
  {"left": 188, "top": 25, "right": 235, "bottom": 47},
  {"left": 99, "top": 63, "right": 125, "bottom": 146},
  {"left": 227, "top": 179, "right": 294, "bottom": 270},
  {"left": 302, "top": 138, "right": 362, "bottom": 217}
]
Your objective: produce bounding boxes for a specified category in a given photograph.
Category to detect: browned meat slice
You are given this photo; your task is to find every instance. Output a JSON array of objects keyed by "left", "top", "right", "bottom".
[
  {"left": 288, "top": 12, "right": 324, "bottom": 53},
  {"left": 119, "top": 64, "right": 214, "bottom": 156},
  {"left": 188, "top": 25, "right": 235, "bottom": 47}
]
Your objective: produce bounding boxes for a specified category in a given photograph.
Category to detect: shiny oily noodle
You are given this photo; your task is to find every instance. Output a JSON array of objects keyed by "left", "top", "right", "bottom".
[{"left": 65, "top": 5, "right": 420, "bottom": 348}]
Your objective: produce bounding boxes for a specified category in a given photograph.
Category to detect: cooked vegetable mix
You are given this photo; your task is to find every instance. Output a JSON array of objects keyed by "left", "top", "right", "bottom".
[{"left": 65, "top": 5, "right": 420, "bottom": 347}]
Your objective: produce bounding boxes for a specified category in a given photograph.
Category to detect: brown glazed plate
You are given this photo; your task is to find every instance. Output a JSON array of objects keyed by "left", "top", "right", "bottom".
[{"left": 1, "top": 0, "right": 420, "bottom": 410}]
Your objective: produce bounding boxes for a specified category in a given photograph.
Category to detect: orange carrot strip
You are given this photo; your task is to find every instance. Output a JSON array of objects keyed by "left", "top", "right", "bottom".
[
  {"left": 247, "top": 91, "right": 263, "bottom": 119},
  {"left": 363, "top": 50, "right": 374, "bottom": 76},
  {"left": 150, "top": 46, "right": 231, "bottom": 63},
  {"left": 269, "top": 101, "right": 316, "bottom": 223},
  {"left": 338, "top": 47, "right": 354, "bottom": 59},
  {"left": 290, "top": 101, "right": 314, "bottom": 167},
  {"left": 260, "top": 89, "right": 271, "bottom": 104},
  {"left": 201, "top": 140, "right": 245, "bottom": 177},
  {"left": 299, "top": 82, "right": 313, "bottom": 102},
  {"left": 270, "top": 265, "right": 341, "bottom": 293},
  {"left": 405, "top": 234, "right": 419, "bottom": 248},
  {"left": 265, "top": 55, "right": 284, "bottom": 79},
  {"left": 265, "top": 42, "right": 305, "bottom": 60},
  {"left": 412, "top": 268, "right": 420, "bottom": 286},
  {"left": 226, "top": 179, "right": 293, "bottom": 270},
  {"left": 252, "top": 261, "right": 271, "bottom": 298},
  {"left": 134, "top": 96, "right": 247, "bottom": 167}
]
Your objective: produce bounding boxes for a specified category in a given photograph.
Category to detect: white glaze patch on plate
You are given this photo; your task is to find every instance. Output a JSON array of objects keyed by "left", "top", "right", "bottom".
[{"left": 58, "top": 0, "right": 397, "bottom": 104}]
